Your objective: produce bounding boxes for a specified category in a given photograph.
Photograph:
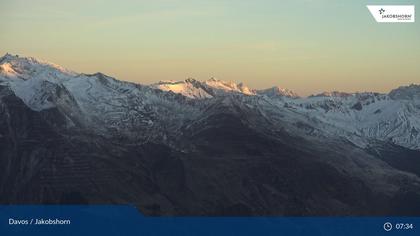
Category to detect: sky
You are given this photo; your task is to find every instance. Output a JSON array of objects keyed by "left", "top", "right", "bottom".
[{"left": 1, "top": 0, "right": 419, "bottom": 96}]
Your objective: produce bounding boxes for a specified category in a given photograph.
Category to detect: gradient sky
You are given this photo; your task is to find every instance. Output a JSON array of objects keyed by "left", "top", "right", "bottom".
[{"left": 1, "top": 0, "right": 419, "bottom": 96}]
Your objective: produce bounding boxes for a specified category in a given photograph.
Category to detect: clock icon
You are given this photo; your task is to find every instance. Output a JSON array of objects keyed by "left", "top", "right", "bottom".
[{"left": 384, "top": 222, "right": 393, "bottom": 232}]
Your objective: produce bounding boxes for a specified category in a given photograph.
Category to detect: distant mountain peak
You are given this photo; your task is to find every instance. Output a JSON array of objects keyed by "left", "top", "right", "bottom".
[
  {"left": 0, "top": 53, "right": 75, "bottom": 78},
  {"left": 152, "top": 77, "right": 302, "bottom": 99},
  {"left": 0, "top": 62, "right": 17, "bottom": 76},
  {"left": 389, "top": 84, "right": 420, "bottom": 100},
  {"left": 151, "top": 78, "right": 213, "bottom": 99},
  {"left": 204, "top": 78, "right": 255, "bottom": 95},
  {"left": 0, "top": 53, "right": 19, "bottom": 62},
  {"left": 310, "top": 91, "right": 353, "bottom": 98},
  {"left": 257, "top": 86, "right": 300, "bottom": 98}
]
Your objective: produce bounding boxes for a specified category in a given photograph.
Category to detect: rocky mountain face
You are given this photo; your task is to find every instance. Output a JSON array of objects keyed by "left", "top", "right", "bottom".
[{"left": 1, "top": 53, "right": 420, "bottom": 216}]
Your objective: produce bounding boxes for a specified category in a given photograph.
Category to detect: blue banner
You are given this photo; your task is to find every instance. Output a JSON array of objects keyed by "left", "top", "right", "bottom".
[{"left": 0, "top": 205, "right": 418, "bottom": 236}]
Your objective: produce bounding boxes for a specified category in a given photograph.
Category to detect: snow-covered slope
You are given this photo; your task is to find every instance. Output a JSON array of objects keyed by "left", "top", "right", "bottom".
[
  {"left": 282, "top": 91, "right": 420, "bottom": 150},
  {"left": 151, "top": 77, "right": 260, "bottom": 98},
  {"left": 151, "top": 77, "right": 301, "bottom": 100},
  {"left": 1, "top": 53, "right": 420, "bottom": 151},
  {"left": 203, "top": 78, "right": 255, "bottom": 95},
  {"left": 0, "top": 54, "right": 201, "bottom": 142},
  {"left": 256, "top": 86, "right": 299, "bottom": 98},
  {"left": 151, "top": 78, "right": 213, "bottom": 99}
]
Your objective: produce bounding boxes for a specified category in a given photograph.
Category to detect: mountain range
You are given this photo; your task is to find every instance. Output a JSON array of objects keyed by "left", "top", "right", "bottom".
[{"left": 1, "top": 53, "right": 420, "bottom": 216}]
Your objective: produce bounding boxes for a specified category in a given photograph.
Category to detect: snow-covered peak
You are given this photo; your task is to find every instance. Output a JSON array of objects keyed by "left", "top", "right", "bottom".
[
  {"left": 151, "top": 78, "right": 213, "bottom": 99},
  {"left": 204, "top": 78, "right": 255, "bottom": 95},
  {"left": 0, "top": 53, "right": 76, "bottom": 80},
  {"left": 257, "top": 86, "right": 299, "bottom": 98},
  {"left": 0, "top": 54, "right": 20, "bottom": 77},
  {"left": 310, "top": 91, "right": 352, "bottom": 98},
  {"left": 0, "top": 53, "right": 21, "bottom": 63},
  {"left": 151, "top": 78, "right": 258, "bottom": 98},
  {"left": 0, "top": 62, "right": 17, "bottom": 77},
  {"left": 389, "top": 84, "right": 420, "bottom": 101},
  {"left": 152, "top": 77, "right": 301, "bottom": 99}
]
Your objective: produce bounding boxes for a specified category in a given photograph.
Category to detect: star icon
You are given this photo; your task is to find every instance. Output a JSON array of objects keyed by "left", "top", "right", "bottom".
[{"left": 379, "top": 8, "right": 385, "bottom": 14}]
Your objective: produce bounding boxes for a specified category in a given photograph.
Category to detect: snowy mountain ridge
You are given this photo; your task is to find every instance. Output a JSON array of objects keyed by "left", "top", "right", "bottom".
[
  {"left": 1, "top": 53, "right": 419, "bottom": 151},
  {"left": 152, "top": 77, "right": 300, "bottom": 99}
]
